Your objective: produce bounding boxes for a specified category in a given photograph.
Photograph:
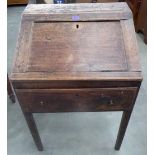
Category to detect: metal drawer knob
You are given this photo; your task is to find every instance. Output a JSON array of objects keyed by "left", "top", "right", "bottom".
[
  {"left": 100, "top": 94, "right": 113, "bottom": 105},
  {"left": 110, "top": 100, "right": 114, "bottom": 105},
  {"left": 40, "top": 101, "right": 44, "bottom": 106}
]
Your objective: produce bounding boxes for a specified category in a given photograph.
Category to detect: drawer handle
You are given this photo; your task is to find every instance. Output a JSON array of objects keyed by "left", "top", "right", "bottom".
[
  {"left": 110, "top": 100, "right": 114, "bottom": 105},
  {"left": 40, "top": 101, "right": 44, "bottom": 106},
  {"left": 100, "top": 96, "right": 113, "bottom": 105}
]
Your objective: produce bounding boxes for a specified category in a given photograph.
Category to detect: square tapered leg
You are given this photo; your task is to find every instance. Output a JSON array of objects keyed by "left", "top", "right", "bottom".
[
  {"left": 23, "top": 113, "right": 43, "bottom": 151},
  {"left": 115, "top": 110, "right": 132, "bottom": 150}
]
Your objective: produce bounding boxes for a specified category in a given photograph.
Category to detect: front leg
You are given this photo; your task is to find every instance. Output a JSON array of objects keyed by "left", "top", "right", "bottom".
[
  {"left": 23, "top": 112, "right": 43, "bottom": 151},
  {"left": 115, "top": 110, "right": 132, "bottom": 150}
]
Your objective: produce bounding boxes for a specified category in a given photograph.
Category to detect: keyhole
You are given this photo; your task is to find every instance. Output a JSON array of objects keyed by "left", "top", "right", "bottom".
[{"left": 76, "top": 24, "right": 79, "bottom": 29}]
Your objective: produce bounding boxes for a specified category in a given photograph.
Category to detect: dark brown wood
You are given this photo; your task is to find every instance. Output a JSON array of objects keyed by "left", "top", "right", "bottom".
[
  {"left": 79, "top": 0, "right": 147, "bottom": 43},
  {"left": 10, "top": 3, "right": 142, "bottom": 151},
  {"left": 7, "top": 74, "right": 15, "bottom": 103},
  {"left": 23, "top": 112, "right": 43, "bottom": 151},
  {"left": 11, "top": 80, "right": 141, "bottom": 89},
  {"left": 115, "top": 110, "right": 132, "bottom": 150},
  {"left": 11, "top": 4, "right": 140, "bottom": 80},
  {"left": 16, "top": 87, "right": 137, "bottom": 112},
  {"left": 115, "top": 84, "right": 140, "bottom": 150},
  {"left": 29, "top": 22, "right": 127, "bottom": 72},
  {"left": 125, "top": 0, "right": 141, "bottom": 24},
  {"left": 135, "top": 0, "right": 147, "bottom": 44},
  {"left": 124, "top": 0, "right": 147, "bottom": 43},
  {"left": 7, "top": 0, "right": 28, "bottom": 5}
]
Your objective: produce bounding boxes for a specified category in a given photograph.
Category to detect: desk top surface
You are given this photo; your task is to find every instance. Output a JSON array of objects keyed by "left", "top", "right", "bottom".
[{"left": 11, "top": 3, "right": 142, "bottom": 82}]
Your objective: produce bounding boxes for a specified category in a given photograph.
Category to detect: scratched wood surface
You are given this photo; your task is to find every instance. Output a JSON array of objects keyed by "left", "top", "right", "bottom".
[
  {"left": 24, "top": 3, "right": 131, "bottom": 15},
  {"left": 22, "top": 3, "right": 132, "bottom": 21},
  {"left": 11, "top": 3, "right": 142, "bottom": 83},
  {"left": 16, "top": 87, "right": 138, "bottom": 112},
  {"left": 28, "top": 21, "right": 127, "bottom": 72},
  {"left": 10, "top": 3, "right": 142, "bottom": 151}
]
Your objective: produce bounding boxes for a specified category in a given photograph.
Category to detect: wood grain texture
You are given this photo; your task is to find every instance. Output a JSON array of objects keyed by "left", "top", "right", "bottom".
[
  {"left": 10, "top": 72, "right": 142, "bottom": 82},
  {"left": 11, "top": 80, "right": 141, "bottom": 89},
  {"left": 10, "top": 3, "right": 142, "bottom": 151},
  {"left": 23, "top": 3, "right": 132, "bottom": 21},
  {"left": 12, "top": 20, "right": 33, "bottom": 73},
  {"left": 29, "top": 21, "right": 127, "bottom": 72},
  {"left": 10, "top": 3, "right": 141, "bottom": 83},
  {"left": 16, "top": 87, "right": 137, "bottom": 112},
  {"left": 7, "top": 0, "right": 28, "bottom": 5},
  {"left": 120, "top": 19, "right": 141, "bottom": 71}
]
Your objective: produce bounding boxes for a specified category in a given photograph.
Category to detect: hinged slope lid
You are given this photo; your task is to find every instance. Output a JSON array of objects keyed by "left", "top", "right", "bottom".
[{"left": 11, "top": 3, "right": 142, "bottom": 81}]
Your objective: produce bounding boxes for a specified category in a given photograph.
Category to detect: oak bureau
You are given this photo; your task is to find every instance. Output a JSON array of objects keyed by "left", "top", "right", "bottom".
[{"left": 10, "top": 3, "right": 142, "bottom": 151}]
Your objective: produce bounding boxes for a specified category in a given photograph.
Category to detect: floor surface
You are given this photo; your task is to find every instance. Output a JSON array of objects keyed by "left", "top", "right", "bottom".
[{"left": 7, "top": 6, "right": 147, "bottom": 155}]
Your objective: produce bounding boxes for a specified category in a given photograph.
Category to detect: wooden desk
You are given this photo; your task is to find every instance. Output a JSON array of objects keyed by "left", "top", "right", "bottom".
[{"left": 10, "top": 3, "right": 142, "bottom": 151}]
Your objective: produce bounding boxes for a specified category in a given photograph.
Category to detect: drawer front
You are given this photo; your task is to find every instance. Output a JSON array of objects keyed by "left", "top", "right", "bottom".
[{"left": 16, "top": 88, "right": 138, "bottom": 112}]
